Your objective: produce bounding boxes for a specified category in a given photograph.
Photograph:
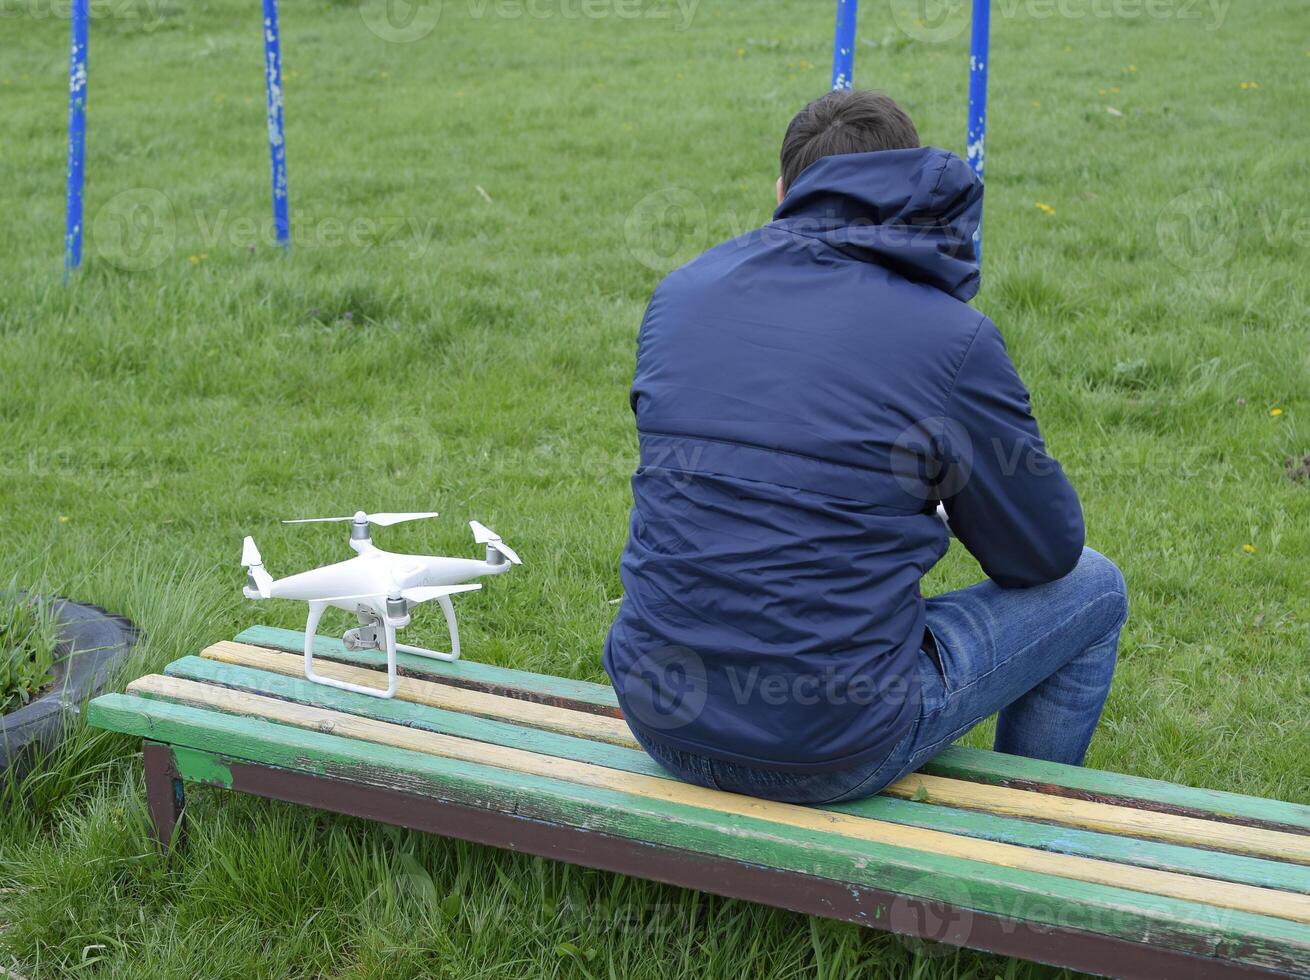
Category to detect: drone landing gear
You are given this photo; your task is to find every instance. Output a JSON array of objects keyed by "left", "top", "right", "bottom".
[
  {"left": 396, "top": 594, "right": 462, "bottom": 663},
  {"left": 301, "top": 596, "right": 462, "bottom": 700}
]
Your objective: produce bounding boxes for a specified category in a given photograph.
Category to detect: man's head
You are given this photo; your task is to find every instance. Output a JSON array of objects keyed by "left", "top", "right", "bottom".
[{"left": 777, "top": 90, "right": 920, "bottom": 202}]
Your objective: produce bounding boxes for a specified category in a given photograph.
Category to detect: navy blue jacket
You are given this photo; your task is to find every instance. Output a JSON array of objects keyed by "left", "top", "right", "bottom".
[{"left": 604, "top": 148, "right": 1084, "bottom": 772}]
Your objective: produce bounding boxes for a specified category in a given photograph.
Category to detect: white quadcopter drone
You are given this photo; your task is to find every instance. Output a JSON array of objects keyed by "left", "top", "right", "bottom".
[{"left": 241, "top": 510, "right": 521, "bottom": 699}]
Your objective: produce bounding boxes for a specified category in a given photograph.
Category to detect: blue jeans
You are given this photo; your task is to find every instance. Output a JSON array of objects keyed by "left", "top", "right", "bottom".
[{"left": 631, "top": 547, "right": 1127, "bottom": 805}]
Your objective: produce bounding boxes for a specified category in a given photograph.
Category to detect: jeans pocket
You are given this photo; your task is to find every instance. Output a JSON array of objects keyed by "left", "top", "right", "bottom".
[{"left": 917, "top": 637, "right": 950, "bottom": 718}]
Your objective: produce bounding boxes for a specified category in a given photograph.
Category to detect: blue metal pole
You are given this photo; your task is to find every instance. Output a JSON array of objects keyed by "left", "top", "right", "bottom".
[
  {"left": 967, "top": 0, "right": 990, "bottom": 259},
  {"left": 64, "top": 0, "right": 88, "bottom": 280},
  {"left": 831, "top": 0, "right": 858, "bottom": 90},
  {"left": 262, "top": 0, "right": 290, "bottom": 247}
]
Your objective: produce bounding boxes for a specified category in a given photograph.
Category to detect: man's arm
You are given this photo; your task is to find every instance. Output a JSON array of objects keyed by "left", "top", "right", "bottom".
[{"left": 940, "top": 318, "right": 1084, "bottom": 588}]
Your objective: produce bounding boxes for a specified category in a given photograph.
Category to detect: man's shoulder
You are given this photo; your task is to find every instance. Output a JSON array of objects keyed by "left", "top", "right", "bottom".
[{"left": 655, "top": 226, "right": 771, "bottom": 286}]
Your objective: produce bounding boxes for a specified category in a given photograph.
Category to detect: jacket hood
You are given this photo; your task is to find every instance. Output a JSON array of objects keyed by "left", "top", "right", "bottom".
[{"left": 772, "top": 147, "right": 982, "bottom": 301}]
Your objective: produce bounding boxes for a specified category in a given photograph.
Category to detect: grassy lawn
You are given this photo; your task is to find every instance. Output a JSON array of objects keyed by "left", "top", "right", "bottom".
[{"left": 2, "top": 0, "right": 1308, "bottom": 975}]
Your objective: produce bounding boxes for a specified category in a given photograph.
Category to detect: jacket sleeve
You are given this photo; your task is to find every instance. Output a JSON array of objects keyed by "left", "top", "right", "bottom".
[{"left": 940, "top": 317, "right": 1084, "bottom": 588}]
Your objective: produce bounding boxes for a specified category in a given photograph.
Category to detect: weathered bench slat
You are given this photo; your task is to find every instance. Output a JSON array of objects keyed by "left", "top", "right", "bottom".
[
  {"left": 203, "top": 641, "right": 633, "bottom": 745},
  {"left": 236, "top": 625, "right": 1310, "bottom": 835},
  {"left": 84, "top": 693, "right": 1310, "bottom": 976},
  {"left": 920, "top": 747, "right": 1310, "bottom": 836},
  {"left": 196, "top": 643, "right": 1310, "bottom": 865},
  {"left": 234, "top": 624, "right": 621, "bottom": 714},
  {"left": 122, "top": 672, "right": 1310, "bottom": 926},
  {"left": 156, "top": 654, "right": 1310, "bottom": 895},
  {"left": 882, "top": 774, "right": 1310, "bottom": 864}
]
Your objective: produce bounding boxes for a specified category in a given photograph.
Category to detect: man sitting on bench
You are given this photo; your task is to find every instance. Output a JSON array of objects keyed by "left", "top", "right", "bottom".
[{"left": 603, "top": 89, "right": 1128, "bottom": 805}]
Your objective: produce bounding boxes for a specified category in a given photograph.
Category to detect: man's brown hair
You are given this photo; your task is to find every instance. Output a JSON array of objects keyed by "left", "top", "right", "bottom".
[{"left": 779, "top": 90, "right": 920, "bottom": 191}]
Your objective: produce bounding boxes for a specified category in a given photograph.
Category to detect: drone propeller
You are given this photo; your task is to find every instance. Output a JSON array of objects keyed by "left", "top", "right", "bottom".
[
  {"left": 283, "top": 511, "right": 439, "bottom": 527},
  {"left": 469, "top": 521, "right": 522, "bottom": 565},
  {"left": 241, "top": 536, "right": 273, "bottom": 598}
]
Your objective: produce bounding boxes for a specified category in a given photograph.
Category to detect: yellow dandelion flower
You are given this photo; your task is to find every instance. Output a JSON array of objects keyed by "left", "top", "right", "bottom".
[
  {"left": 1270, "top": 407, "right": 1283, "bottom": 417},
  {"left": 1035, "top": 202, "right": 1056, "bottom": 215},
  {"left": 1242, "top": 544, "right": 1257, "bottom": 554}
]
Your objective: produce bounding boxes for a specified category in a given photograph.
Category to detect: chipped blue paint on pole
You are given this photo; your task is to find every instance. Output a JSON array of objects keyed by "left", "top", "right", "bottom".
[
  {"left": 831, "top": 0, "right": 858, "bottom": 90},
  {"left": 967, "top": 0, "right": 990, "bottom": 259},
  {"left": 64, "top": 0, "right": 88, "bottom": 281},
  {"left": 262, "top": 0, "right": 290, "bottom": 247}
]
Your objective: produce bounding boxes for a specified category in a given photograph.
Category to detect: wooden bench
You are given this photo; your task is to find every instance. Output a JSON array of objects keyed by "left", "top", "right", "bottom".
[{"left": 87, "top": 625, "right": 1310, "bottom": 979}]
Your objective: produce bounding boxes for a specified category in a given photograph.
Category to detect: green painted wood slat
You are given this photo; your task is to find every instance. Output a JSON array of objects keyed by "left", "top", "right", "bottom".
[
  {"left": 157, "top": 654, "right": 1310, "bottom": 896},
  {"left": 236, "top": 624, "right": 1310, "bottom": 834},
  {"left": 236, "top": 624, "right": 619, "bottom": 713}
]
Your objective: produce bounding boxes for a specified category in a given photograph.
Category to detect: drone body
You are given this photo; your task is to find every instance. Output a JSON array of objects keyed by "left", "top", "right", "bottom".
[{"left": 241, "top": 511, "right": 521, "bottom": 699}]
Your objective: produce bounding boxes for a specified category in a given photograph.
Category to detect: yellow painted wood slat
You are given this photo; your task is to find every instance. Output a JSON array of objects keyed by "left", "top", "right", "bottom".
[
  {"left": 201, "top": 641, "right": 636, "bottom": 747},
  {"left": 884, "top": 774, "right": 1310, "bottom": 865},
  {"left": 128, "top": 672, "right": 1310, "bottom": 927},
  {"left": 201, "top": 641, "right": 1310, "bottom": 865}
]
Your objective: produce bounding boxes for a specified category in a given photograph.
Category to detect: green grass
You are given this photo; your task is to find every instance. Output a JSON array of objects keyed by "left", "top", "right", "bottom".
[
  {"left": 2, "top": 0, "right": 1309, "bottom": 975},
  {"left": 0, "top": 587, "right": 60, "bottom": 716}
]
